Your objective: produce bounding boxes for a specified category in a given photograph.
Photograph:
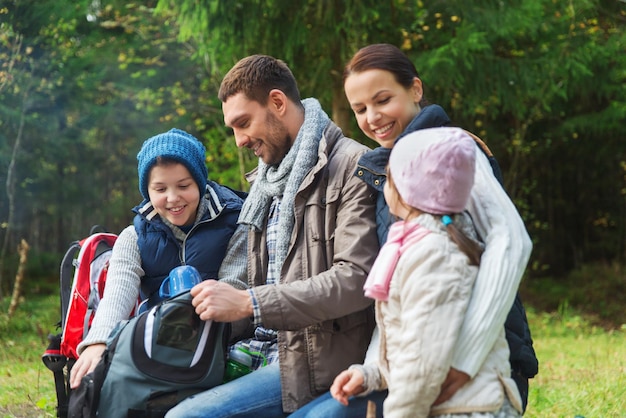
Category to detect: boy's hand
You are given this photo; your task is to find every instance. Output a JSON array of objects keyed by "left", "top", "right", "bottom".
[{"left": 69, "top": 343, "right": 106, "bottom": 389}]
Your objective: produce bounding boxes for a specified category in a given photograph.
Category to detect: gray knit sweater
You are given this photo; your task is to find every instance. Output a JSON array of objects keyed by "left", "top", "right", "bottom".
[{"left": 77, "top": 212, "right": 248, "bottom": 354}]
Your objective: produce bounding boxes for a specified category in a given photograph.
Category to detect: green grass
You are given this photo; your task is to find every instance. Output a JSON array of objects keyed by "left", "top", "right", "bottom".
[
  {"left": 524, "top": 310, "right": 626, "bottom": 417},
  {"left": 0, "top": 295, "right": 59, "bottom": 417},
  {"left": 1, "top": 290, "right": 626, "bottom": 417}
]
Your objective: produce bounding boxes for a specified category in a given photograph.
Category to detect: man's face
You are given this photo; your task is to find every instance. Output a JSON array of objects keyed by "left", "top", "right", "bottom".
[{"left": 222, "top": 93, "right": 292, "bottom": 166}]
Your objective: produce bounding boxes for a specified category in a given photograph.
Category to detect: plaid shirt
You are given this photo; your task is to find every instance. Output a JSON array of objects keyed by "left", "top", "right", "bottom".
[{"left": 232, "top": 197, "right": 281, "bottom": 370}]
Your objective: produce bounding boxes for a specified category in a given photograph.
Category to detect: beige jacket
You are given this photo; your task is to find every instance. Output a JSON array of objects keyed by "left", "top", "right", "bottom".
[
  {"left": 247, "top": 122, "right": 379, "bottom": 412},
  {"left": 366, "top": 214, "right": 522, "bottom": 417}
]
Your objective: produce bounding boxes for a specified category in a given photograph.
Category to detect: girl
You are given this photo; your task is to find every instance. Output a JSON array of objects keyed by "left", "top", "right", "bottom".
[
  {"left": 69, "top": 128, "right": 246, "bottom": 389},
  {"left": 332, "top": 127, "right": 522, "bottom": 417}
]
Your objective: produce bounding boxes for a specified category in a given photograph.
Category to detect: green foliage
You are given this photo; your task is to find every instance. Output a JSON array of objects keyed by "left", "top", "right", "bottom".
[
  {"left": 22, "top": 250, "right": 60, "bottom": 294},
  {"left": 1, "top": 0, "right": 626, "bottom": 283},
  {"left": 0, "top": 249, "right": 59, "bottom": 296},
  {"left": 396, "top": 0, "right": 626, "bottom": 275},
  {"left": 154, "top": 0, "right": 626, "bottom": 277},
  {"left": 155, "top": 0, "right": 422, "bottom": 127},
  {"left": 521, "top": 262, "right": 626, "bottom": 329},
  {"left": 0, "top": 1, "right": 238, "bottom": 288}
]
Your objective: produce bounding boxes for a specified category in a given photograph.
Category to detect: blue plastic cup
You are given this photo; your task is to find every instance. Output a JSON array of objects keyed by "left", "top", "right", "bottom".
[{"left": 159, "top": 265, "right": 202, "bottom": 299}]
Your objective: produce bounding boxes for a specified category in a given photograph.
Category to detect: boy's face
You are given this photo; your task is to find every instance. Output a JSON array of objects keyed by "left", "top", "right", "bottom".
[
  {"left": 222, "top": 92, "right": 292, "bottom": 166},
  {"left": 147, "top": 162, "right": 200, "bottom": 227}
]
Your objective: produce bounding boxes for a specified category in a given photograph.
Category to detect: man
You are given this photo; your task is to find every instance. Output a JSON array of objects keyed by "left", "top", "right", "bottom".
[{"left": 166, "top": 55, "right": 379, "bottom": 417}]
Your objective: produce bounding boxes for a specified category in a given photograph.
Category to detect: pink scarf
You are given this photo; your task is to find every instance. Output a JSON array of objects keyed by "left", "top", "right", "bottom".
[{"left": 364, "top": 221, "right": 430, "bottom": 301}]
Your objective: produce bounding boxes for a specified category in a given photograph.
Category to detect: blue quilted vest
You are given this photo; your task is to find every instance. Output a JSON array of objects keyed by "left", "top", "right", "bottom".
[{"left": 133, "top": 181, "right": 244, "bottom": 308}]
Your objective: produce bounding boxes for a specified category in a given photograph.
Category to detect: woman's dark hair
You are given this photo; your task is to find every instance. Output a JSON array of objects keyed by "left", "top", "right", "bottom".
[{"left": 344, "top": 43, "right": 428, "bottom": 107}]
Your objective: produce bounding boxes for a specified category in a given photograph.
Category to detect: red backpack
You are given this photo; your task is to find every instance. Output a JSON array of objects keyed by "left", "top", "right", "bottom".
[
  {"left": 60, "top": 232, "right": 118, "bottom": 359},
  {"left": 42, "top": 227, "right": 137, "bottom": 418}
]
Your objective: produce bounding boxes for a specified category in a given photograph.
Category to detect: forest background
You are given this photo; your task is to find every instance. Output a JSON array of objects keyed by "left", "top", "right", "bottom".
[{"left": 1, "top": 0, "right": 626, "bottom": 328}]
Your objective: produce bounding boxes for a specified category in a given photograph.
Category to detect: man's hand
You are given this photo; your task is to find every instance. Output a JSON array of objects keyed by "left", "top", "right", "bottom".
[
  {"left": 69, "top": 343, "right": 106, "bottom": 389},
  {"left": 433, "top": 368, "right": 470, "bottom": 405},
  {"left": 330, "top": 369, "right": 366, "bottom": 406},
  {"left": 191, "top": 280, "right": 253, "bottom": 322}
]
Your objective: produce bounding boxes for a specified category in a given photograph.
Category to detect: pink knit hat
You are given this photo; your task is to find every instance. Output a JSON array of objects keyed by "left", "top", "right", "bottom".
[{"left": 389, "top": 127, "right": 476, "bottom": 215}]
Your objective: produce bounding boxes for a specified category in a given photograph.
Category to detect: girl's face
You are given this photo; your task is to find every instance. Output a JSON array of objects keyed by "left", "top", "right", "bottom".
[
  {"left": 344, "top": 69, "right": 423, "bottom": 149},
  {"left": 147, "top": 162, "right": 200, "bottom": 227},
  {"left": 384, "top": 179, "right": 410, "bottom": 220}
]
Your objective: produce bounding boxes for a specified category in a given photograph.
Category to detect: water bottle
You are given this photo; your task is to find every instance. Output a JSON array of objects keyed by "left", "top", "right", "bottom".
[{"left": 223, "top": 347, "right": 253, "bottom": 382}]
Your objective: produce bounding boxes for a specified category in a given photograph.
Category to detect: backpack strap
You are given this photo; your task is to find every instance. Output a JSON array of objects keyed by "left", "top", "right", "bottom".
[
  {"left": 463, "top": 130, "right": 505, "bottom": 186},
  {"left": 42, "top": 333, "right": 70, "bottom": 418},
  {"left": 464, "top": 130, "right": 494, "bottom": 157},
  {"left": 60, "top": 241, "right": 81, "bottom": 330}
]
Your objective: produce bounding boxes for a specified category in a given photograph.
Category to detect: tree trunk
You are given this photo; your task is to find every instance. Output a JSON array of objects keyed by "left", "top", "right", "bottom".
[
  {"left": 7, "top": 239, "right": 29, "bottom": 318},
  {"left": 332, "top": 85, "right": 352, "bottom": 139},
  {"left": 0, "top": 89, "right": 28, "bottom": 298},
  {"left": 328, "top": 9, "right": 352, "bottom": 139}
]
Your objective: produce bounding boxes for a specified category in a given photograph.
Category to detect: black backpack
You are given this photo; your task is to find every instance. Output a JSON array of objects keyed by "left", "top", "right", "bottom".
[{"left": 68, "top": 290, "right": 230, "bottom": 418}]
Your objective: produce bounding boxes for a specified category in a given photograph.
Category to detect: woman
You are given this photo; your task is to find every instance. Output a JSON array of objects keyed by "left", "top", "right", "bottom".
[{"left": 289, "top": 43, "right": 536, "bottom": 417}]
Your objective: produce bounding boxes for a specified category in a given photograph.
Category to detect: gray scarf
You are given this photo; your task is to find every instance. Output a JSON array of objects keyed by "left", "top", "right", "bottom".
[{"left": 238, "top": 98, "right": 330, "bottom": 270}]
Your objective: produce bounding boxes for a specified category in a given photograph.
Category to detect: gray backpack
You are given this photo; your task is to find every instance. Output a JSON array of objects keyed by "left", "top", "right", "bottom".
[{"left": 69, "top": 290, "right": 229, "bottom": 418}]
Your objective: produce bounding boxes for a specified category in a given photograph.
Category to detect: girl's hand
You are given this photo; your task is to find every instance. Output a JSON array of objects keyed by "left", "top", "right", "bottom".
[
  {"left": 69, "top": 343, "right": 106, "bottom": 389},
  {"left": 330, "top": 369, "right": 365, "bottom": 406}
]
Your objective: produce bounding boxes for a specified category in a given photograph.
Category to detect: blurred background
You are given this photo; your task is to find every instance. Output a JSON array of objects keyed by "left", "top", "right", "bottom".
[{"left": 1, "top": 0, "right": 625, "bottom": 325}]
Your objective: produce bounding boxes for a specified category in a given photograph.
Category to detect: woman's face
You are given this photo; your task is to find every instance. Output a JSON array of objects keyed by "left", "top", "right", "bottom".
[
  {"left": 147, "top": 162, "right": 200, "bottom": 227},
  {"left": 344, "top": 69, "right": 423, "bottom": 149}
]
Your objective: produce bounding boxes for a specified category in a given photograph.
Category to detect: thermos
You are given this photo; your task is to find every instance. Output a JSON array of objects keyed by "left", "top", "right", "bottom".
[{"left": 223, "top": 347, "right": 254, "bottom": 382}]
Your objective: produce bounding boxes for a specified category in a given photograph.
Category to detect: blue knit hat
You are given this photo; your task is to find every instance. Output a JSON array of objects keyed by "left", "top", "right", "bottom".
[{"left": 137, "top": 128, "right": 208, "bottom": 200}]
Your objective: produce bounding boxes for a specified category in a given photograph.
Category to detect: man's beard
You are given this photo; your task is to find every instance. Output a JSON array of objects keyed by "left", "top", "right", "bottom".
[{"left": 264, "top": 110, "right": 292, "bottom": 166}]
